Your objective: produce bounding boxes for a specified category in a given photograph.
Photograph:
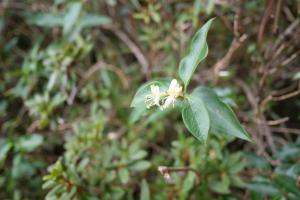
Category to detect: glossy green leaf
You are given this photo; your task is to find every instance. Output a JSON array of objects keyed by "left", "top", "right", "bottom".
[
  {"left": 130, "top": 79, "right": 171, "bottom": 108},
  {"left": 179, "top": 18, "right": 214, "bottom": 87},
  {"left": 182, "top": 92, "right": 210, "bottom": 143},
  {"left": 192, "top": 86, "right": 252, "bottom": 141}
]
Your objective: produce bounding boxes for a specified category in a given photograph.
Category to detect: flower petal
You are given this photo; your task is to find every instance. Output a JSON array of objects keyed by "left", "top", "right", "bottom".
[{"left": 168, "top": 79, "right": 178, "bottom": 91}]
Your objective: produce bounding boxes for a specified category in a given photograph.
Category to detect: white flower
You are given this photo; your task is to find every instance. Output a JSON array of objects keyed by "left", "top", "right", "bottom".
[
  {"left": 145, "top": 84, "right": 161, "bottom": 109},
  {"left": 144, "top": 79, "right": 183, "bottom": 110},
  {"left": 163, "top": 96, "right": 176, "bottom": 109},
  {"left": 162, "top": 79, "right": 182, "bottom": 109}
]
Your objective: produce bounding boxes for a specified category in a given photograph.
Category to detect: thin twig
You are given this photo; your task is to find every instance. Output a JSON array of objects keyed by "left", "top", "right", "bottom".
[
  {"left": 272, "top": 0, "right": 282, "bottom": 33},
  {"left": 158, "top": 166, "right": 201, "bottom": 185},
  {"left": 270, "top": 127, "right": 300, "bottom": 135},
  {"left": 103, "top": 25, "right": 150, "bottom": 79},
  {"left": 254, "top": 117, "right": 289, "bottom": 126},
  {"left": 213, "top": 34, "right": 248, "bottom": 82},
  {"left": 257, "top": 0, "right": 275, "bottom": 46},
  {"left": 82, "top": 60, "right": 130, "bottom": 89}
]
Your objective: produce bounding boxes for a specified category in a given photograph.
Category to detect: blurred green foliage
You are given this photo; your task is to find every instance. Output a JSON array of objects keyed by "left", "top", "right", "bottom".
[{"left": 246, "top": 138, "right": 300, "bottom": 199}]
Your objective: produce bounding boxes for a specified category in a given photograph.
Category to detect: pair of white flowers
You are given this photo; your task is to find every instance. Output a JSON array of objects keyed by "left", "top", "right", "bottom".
[{"left": 145, "top": 79, "right": 183, "bottom": 110}]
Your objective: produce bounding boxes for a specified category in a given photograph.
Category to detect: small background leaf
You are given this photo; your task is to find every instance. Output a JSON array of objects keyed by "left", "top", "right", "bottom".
[
  {"left": 274, "top": 174, "right": 300, "bottom": 197},
  {"left": 140, "top": 179, "right": 150, "bottom": 200},
  {"left": 179, "top": 18, "right": 214, "bottom": 87},
  {"left": 78, "top": 14, "right": 111, "bottom": 28},
  {"left": 17, "top": 134, "right": 44, "bottom": 153},
  {"left": 63, "top": 2, "right": 82, "bottom": 35}
]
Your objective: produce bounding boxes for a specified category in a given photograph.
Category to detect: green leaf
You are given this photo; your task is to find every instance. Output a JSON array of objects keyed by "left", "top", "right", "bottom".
[
  {"left": 293, "top": 72, "right": 300, "bottom": 80},
  {"left": 274, "top": 174, "right": 300, "bottom": 197},
  {"left": 0, "top": 140, "right": 12, "bottom": 166},
  {"left": 179, "top": 18, "right": 214, "bottom": 88},
  {"left": 228, "top": 153, "right": 245, "bottom": 173},
  {"left": 130, "top": 79, "right": 171, "bottom": 108},
  {"left": 231, "top": 175, "right": 246, "bottom": 187},
  {"left": 42, "top": 180, "right": 56, "bottom": 190},
  {"left": 244, "top": 152, "right": 271, "bottom": 171},
  {"left": 130, "top": 161, "right": 151, "bottom": 171},
  {"left": 246, "top": 180, "right": 280, "bottom": 196},
  {"left": 182, "top": 92, "right": 210, "bottom": 143},
  {"left": 209, "top": 174, "right": 230, "bottom": 194},
  {"left": 130, "top": 150, "right": 147, "bottom": 160},
  {"left": 111, "top": 187, "right": 125, "bottom": 199},
  {"left": 63, "top": 2, "right": 82, "bottom": 35},
  {"left": 60, "top": 187, "right": 77, "bottom": 200},
  {"left": 192, "top": 87, "right": 252, "bottom": 141},
  {"left": 17, "top": 134, "right": 44, "bottom": 152},
  {"left": 140, "top": 179, "right": 150, "bottom": 200},
  {"left": 129, "top": 106, "right": 147, "bottom": 124},
  {"left": 145, "top": 106, "right": 177, "bottom": 125},
  {"left": 12, "top": 155, "right": 35, "bottom": 178},
  {"left": 79, "top": 14, "right": 111, "bottom": 28},
  {"left": 118, "top": 168, "right": 129, "bottom": 184},
  {"left": 181, "top": 172, "right": 196, "bottom": 198},
  {"left": 275, "top": 144, "right": 300, "bottom": 160},
  {"left": 27, "top": 13, "right": 64, "bottom": 27},
  {"left": 46, "top": 185, "right": 65, "bottom": 199}
]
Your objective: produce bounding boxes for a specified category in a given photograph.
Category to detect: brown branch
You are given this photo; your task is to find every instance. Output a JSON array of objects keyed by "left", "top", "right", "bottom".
[
  {"left": 272, "top": 89, "right": 300, "bottom": 101},
  {"left": 103, "top": 25, "right": 150, "bottom": 79},
  {"left": 257, "top": 0, "right": 275, "bottom": 46},
  {"left": 213, "top": 34, "right": 248, "bottom": 82},
  {"left": 283, "top": 6, "right": 296, "bottom": 22},
  {"left": 261, "top": 82, "right": 300, "bottom": 110},
  {"left": 82, "top": 60, "right": 130, "bottom": 89},
  {"left": 270, "top": 127, "right": 300, "bottom": 135},
  {"left": 235, "top": 79, "right": 276, "bottom": 153},
  {"left": 271, "top": 19, "right": 300, "bottom": 55},
  {"left": 235, "top": 79, "right": 258, "bottom": 111},
  {"left": 254, "top": 117, "right": 289, "bottom": 126}
]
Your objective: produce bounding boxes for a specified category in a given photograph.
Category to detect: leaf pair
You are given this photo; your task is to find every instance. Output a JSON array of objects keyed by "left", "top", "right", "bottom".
[{"left": 182, "top": 87, "right": 251, "bottom": 143}]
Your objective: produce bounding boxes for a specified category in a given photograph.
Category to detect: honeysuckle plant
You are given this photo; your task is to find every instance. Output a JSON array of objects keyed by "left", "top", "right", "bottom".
[{"left": 131, "top": 18, "right": 252, "bottom": 143}]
